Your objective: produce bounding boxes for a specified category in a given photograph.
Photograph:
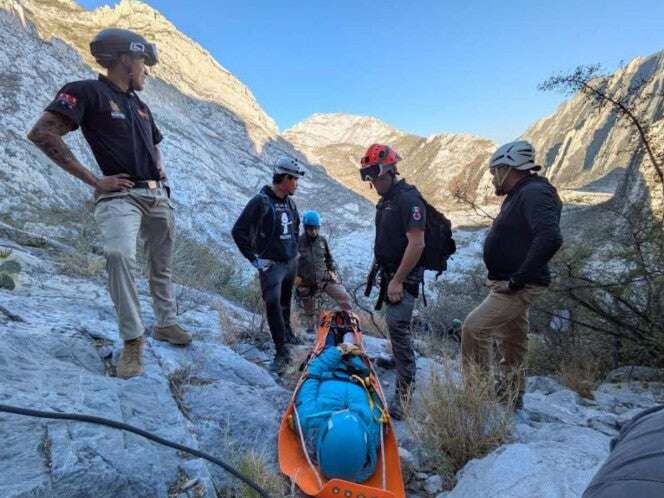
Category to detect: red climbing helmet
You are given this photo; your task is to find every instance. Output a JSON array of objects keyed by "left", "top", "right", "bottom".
[{"left": 359, "top": 144, "right": 401, "bottom": 182}]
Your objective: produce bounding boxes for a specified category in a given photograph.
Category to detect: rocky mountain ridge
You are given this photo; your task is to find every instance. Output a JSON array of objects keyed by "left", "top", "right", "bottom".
[
  {"left": 286, "top": 51, "right": 664, "bottom": 215},
  {"left": 5, "top": 0, "right": 277, "bottom": 140},
  {"left": 523, "top": 50, "right": 664, "bottom": 211},
  {"left": 284, "top": 113, "right": 497, "bottom": 209}
]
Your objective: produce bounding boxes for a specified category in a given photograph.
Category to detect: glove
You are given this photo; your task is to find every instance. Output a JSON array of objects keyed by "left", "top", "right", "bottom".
[
  {"left": 337, "top": 343, "right": 361, "bottom": 356},
  {"left": 252, "top": 258, "right": 272, "bottom": 272}
]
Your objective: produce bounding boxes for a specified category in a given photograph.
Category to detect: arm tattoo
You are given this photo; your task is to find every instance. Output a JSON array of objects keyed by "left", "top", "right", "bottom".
[
  {"left": 27, "top": 112, "right": 97, "bottom": 187},
  {"left": 155, "top": 145, "right": 166, "bottom": 178}
]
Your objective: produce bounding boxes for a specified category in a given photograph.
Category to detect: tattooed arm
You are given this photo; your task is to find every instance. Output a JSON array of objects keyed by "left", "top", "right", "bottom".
[
  {"left": 155, "top": 144, "right": 167, "bottom": 180},
  {"left": 27, "top": 112, "right": 134, "bottom": 192}
]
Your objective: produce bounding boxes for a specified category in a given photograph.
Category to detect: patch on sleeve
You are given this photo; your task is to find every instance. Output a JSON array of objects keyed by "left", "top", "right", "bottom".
[
  {"left": 55, "top": 93, "right": 77, "bottom": 109},
  {"left": 411, "top": 205, "right": 423, "bottom": 221}
]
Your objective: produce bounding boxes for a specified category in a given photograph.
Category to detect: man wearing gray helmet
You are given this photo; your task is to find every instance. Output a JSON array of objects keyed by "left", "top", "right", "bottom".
[
  {"left": 461, "top": 140, "right": 563, "bottom": 408},
  {"left": 232, "top": 157, "right": 305, "bottom": 372},
  {"left": 27, "top": 28, "right": 191, "bottom": 380}
]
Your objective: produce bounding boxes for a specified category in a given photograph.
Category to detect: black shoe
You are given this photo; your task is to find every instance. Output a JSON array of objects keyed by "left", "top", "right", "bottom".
[{"left": 270, "top": 349, "right": 291, "bottom": 373}]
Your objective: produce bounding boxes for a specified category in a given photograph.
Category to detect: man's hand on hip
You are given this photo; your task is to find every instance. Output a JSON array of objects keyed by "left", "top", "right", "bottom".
[
  {"left": 95, "top": 174, "right": 135, "bottom": 193},
  {"left": 488, "top": 279, "right": 512, "bottom": 294}
]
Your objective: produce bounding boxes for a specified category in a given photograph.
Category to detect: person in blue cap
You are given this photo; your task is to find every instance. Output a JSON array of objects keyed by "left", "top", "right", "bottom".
[
  {"left": 296, "top": 210, "right": 352, "bottom": 334},
  {"left": 294, "top": 337, "right": 385, "bottom": 482}
]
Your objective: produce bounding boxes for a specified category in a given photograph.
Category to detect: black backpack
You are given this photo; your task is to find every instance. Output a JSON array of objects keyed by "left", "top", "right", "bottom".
[{"left": 418, "top": 195, "right": 456, "bottom": 277}]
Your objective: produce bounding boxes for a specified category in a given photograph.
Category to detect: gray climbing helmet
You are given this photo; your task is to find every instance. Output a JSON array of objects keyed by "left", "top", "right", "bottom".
[
  {"left": 273, "top": 157, "right": 305, "bottom": 178},
  {"left": 90, "top": 28, "right": 158, "bottom": 68},
  {"left": 489, "top": 140, "right": 541, "bottom": 171}
]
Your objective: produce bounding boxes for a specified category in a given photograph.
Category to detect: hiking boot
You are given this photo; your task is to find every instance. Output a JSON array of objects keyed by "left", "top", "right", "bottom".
[
  {"left": 117, "top": 336, "right": 145, "bottom": 379},
  {"left": 270, "top": 347, "right": 291, "bottom": 373},
  {"left": 154, "top": 324, "right": 192, "bottom": 346}
]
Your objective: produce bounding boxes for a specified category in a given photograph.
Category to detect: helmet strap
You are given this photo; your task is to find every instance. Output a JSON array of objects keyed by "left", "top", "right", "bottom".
[
  {"left": 124, "top": 61, "right": 135, "bottom": 92},
  {"left": 492, "top": 166, "right": 512, "bottom": 195}
]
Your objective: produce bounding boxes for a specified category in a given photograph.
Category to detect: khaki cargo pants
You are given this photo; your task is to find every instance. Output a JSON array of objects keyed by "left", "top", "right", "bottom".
[
  {"left": 461, "top": 281, "right": 545, "bottom": 392},
  {"left": 94, "top": 188, "right": 177, "bottom": 341},
  {"left": 299, "top": 282, "right": 352, "bottom": 330}
]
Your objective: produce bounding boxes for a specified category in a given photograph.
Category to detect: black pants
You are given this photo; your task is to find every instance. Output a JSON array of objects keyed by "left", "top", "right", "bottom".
[{"left": 259, "top": 259, "right": 296, "bottom": 351}]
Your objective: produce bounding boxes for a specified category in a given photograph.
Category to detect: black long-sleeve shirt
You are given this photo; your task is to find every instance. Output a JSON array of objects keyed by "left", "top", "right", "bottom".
[
  {"left": 483, "top": 175, "right": 563, "bottom": 286},
  {"left": 231, "top": 185, "right": 300, "bottom": 263}
]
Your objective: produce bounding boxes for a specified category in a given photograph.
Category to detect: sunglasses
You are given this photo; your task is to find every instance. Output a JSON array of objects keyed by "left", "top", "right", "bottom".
[{"left": 359, "top": 163, "right": 381, "bottom": 182}]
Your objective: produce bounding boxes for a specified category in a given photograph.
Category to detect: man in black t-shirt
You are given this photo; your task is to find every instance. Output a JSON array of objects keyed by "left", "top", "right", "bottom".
[
  {"left": 232, "top": 157, "right": 305, "bottom": 372},
  {"left": 359, "top": 144, "right": 427, "bottom": 420},
  {"left": 27, "top": 29, "right": 191, "bottom": 379}
]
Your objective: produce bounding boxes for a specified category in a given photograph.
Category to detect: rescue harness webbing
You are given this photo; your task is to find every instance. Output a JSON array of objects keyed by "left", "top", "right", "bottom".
[{"left": 0, "top": 403, "right": 273, "bottom": 498}]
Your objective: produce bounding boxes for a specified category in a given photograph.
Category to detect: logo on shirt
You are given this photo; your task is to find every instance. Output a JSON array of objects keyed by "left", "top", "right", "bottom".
[
  {"left": 137, "top": 108, "right": 149, "bottom": 119},
  {"left": 280, "top": 212, "right": 293, "bottom": 239},
  {"left": 411, "top": 206, "right": 422, "bottom": 221},
  {"left": 56, "top": 93, "right": 77, "bottom": 109},
  {"left": 109, "top": 100, "right": 126, "bottom": 120}
]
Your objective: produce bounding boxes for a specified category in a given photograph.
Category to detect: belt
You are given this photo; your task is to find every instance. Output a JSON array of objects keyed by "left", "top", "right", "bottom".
[{"left": 131, "top": 180, "right": 167, "bottom": 190}]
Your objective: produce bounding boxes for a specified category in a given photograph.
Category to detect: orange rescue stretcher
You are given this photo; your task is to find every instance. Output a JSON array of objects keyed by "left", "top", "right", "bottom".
[{"left": 278, "top": 310, "right": 406, "bottom": 498}]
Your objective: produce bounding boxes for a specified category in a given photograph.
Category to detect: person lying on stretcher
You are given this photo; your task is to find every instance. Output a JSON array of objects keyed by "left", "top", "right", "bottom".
[{"left": 294, "top": 332, "right": 386, "bottom": 483}]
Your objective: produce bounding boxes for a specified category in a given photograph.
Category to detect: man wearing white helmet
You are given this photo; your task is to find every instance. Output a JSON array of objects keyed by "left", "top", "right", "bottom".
[
  {"left": 232, "top": 157, "right": 305, "bottom": 371},
  {"left": 462, "top": 140, "right": 563, "bottom": 408}
]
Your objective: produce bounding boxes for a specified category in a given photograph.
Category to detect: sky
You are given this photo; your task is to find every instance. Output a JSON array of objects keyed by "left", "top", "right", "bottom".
[{"left": 78, "top": 0, "right": 664, "bottom": 144}]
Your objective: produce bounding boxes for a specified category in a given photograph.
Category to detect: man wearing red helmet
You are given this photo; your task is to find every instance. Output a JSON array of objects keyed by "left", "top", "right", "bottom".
[{"left": 360, "top": 144, "right": 426, "bottom": 420}]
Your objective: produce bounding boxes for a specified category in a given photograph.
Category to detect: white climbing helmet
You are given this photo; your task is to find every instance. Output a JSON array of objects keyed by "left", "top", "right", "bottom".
[
  {"left": 273, "top": 156, "right": 306, "bottom": 177},
  {"left": 489, "top": 140, "right": 541, "bottom": 171}
]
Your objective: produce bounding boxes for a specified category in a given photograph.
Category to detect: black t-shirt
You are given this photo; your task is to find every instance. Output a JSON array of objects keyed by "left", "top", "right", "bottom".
[
  {"left": 45, "top": 75, "right": 162, "bottom": 180},
  {"left": 374, "top": 180, "right": 427, "bottom": 268}
]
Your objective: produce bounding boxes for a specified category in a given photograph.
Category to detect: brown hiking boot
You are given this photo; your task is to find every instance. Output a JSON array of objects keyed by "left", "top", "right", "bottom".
[
  {"left": 117, "top": 336, "right": 145, "bottom": 379},
  {"left": 154, "top": 324, "right": 192, "bottom": 346}
]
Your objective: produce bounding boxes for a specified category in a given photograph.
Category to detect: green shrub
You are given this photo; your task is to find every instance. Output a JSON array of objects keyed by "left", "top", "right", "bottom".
[{"left": 0, "top": 248, "right": 21, "bottom": 290}]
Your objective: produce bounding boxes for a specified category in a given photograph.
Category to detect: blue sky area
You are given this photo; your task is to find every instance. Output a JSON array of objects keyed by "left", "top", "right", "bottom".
[{"left": 78, "top": 0, "right": 664, "bottom": 143}]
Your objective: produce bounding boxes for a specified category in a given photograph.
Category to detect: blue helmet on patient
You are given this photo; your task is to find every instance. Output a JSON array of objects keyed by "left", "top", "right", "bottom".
[{"left": 317, "top": 410, "right": 369, "bottom": 481}]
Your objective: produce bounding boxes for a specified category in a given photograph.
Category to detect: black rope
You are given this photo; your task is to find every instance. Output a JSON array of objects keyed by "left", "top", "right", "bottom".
[
  {"left": 351, "top": 282, "right": 387, "bottom": 339},
  {"left": 0, "top": 404, "right": 273, "bottom": 498}
]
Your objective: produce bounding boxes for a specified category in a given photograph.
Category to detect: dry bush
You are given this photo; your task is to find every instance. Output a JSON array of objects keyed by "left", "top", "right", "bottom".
[
  {"left": 558, "top": 355, "right": 601, "bottom": 399},
  {"left": 217, "top": 304, "right": 266, "bottom": 347},
  {"left": 168, "top": 366, "right": 214, "bottom": 421},
  {"left": 217, "top": 431, "right": 295, "bottom": 498},
  {"left": 231, "top": 449, "right": 296, "bottom": 498},
  {"left": 527, "top": 331, "right": 606, "bottom": 399},
  {"left": 408, "top": 361, "right": 513, "bottom": 488},
  {"left": 55, "top": 252, "right": 105, "bottom": 278},
  {"left": 417, "top": 265, "right": 486, "bottom": 339}
]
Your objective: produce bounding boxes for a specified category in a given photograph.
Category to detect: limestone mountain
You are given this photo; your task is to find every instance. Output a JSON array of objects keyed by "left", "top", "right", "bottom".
[
  {"left": 523, "top": 52, "right": 664, "bottom": 202},
  {"left": 523, "top": 50, "right": 664, "bottom": 211},
  {"left": 0, "top": 0, "right": 375, "bottom": 277},
  {"left": 284, "top": 113, "right": 497, "bottom": 210},
  {"left": 286, "top": 52, "right": 664, "bottom": 216}
]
